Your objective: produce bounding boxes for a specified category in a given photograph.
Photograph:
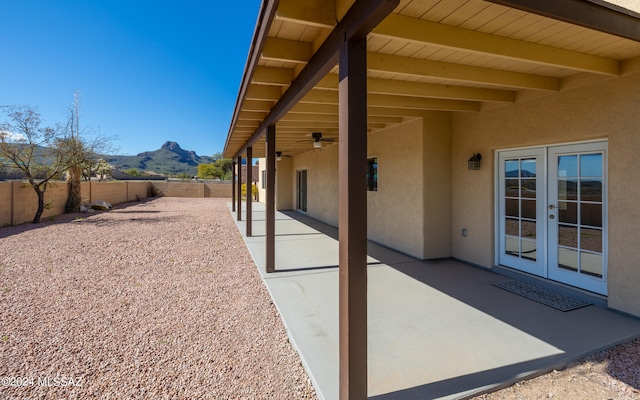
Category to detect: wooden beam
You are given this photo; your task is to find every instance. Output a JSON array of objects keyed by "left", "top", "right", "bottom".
[
  {"left": 276, "top": 0, "right": 336, "bottom": 29},
  {"left": 236, "top": 156, "right": 242, "bottom": 221},
  {"left": 486, "top": 0, "right": 640, "bottom": 42},
  {"left": 245, "top": 85, "right": 283, "bottom": 101},
  {"left": 280, "top": 113, "right": 402, "bottom": 124},
  {"left": 246, "top": 147, "right": 252, "bottom": 237},
  {"left": 266, "top": 125, "right": 276, "bottom": 273},
  {"left": 241, "top": 100, "right": 274, "bottom": 112},
  {"left": 368, "top": 52, "right": 560, "bottom": 91},
  {"left": 262, "top": 37, "right": 313, "bottom": 63},
  {"left": 239, "top": 111, "right": 269, "bottom": 121},
  {"left": 289, "top": 103, "right": 339, "bottom": 114},
  {"left": 232, "top": 0, "right": 398, "bottom": 160},
  {"left": 372, "top": 13, "right": 620, "bottom": 75},
  {"left": 252, "top": 66, "right": 295, "bottom": 86},
  {"left": 232, "top": 161, "right": 237, "bottom": 212},
  {"left": 339, "top": 35, "right": 368, "bottom": 400},
  {"left": 368, "top": 77, "right": 515, "bottom": 103},
  {"left": 369, "top": 93, "right": 480, "bottom": 111}
]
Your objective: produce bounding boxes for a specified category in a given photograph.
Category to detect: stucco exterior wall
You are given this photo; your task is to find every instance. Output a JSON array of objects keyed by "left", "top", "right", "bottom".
[
  {"left": 368, "top": 119, "right": 426, "bottom": 258},
  {"left": 422, "top": 112, "right": 453, "bottom": 258},
  {"left": 287, "top": 119, "right": 428, "bottom": 259},
  {"left": 276, "top": 157, "right": 294, "bottom": 210},
  {"left": 451, "top": 72, "right": 640, "bottom": 316},
  {"left": 292, "top": 144, "right": 340, "bottom": 227}
]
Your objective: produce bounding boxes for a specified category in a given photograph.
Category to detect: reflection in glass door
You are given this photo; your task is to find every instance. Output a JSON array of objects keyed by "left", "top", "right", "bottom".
[
  {"left": 548, "top": 143, "right": 607, "bottom": 295},
  {"left": 498, "top": 148, "right": 546, "bottom": 277}
]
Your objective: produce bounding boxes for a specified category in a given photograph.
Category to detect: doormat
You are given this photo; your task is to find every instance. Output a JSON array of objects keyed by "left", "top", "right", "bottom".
[{"left": 492, "top": 280, "right": 592, "bottom": 312}]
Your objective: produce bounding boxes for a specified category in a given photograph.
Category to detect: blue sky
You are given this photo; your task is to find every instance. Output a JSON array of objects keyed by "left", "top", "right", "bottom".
[{"left": 1, "top": 0, "right": 261, "bottom": 156}]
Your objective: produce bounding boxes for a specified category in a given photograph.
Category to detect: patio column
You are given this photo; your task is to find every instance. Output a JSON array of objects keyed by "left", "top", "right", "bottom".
[
  {"left": 236, "top": 156, "right": 242, "bottom": 221},
  {"left": 266, "top": 125, "right": 276, "bottom": 273},
  {"left": 339, "top": 35, "right": 368, "bottom": 399},
  {"left": 246, "top": 146, "right": 253, "bottom": 237},
  {"left": 231, "top": 160, "right": 236, "bottom": 212}
]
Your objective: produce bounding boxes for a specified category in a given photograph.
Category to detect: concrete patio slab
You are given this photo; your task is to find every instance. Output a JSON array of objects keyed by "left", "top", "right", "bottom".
[{"left": 230, "top": 202, "right": 640, "bottom": 399}]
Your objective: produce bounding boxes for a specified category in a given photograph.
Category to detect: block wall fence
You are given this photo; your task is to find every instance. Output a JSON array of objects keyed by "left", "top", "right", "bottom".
[{"left": 0, "top": 181, "right": 232, "bottom": 226}]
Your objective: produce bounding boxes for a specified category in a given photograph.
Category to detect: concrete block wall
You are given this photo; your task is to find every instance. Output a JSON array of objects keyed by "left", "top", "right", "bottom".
[
  {"left": 0, "top": 182, "right": 11, "bottom": 225},
  {"left": 126, "top": 182, "right": 149, "bottom": 202},
  {"left": 152, "top": 182, "right": 231, "bottom": 198},
  {"left": 88, "top": 182, "right": 128, "bottom": 205},
  {"left": 0, "top": 181, "right": 231, "bottom": 227},
  {"left": 153, "top": 182, "right": 204, "bottom": 197},
  {"left": 0, "top": 181, "right": 68, "bottom": 225}
]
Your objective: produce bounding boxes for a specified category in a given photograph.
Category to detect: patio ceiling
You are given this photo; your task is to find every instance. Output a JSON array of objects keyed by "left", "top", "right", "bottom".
[{"left": 223, "top": 0, "right": 640, "bottom": 159}]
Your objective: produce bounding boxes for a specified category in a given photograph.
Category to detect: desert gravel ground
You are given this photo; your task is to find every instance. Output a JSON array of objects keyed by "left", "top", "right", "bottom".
[
  {"left": 0, "top": 197, "right": 316, "bottom": 399},
  {"left": 471, "top": 336, "right": 640, "bottom": 400},
  {"left": 1, "top": 197, "right": 639, "bottom": 400}
]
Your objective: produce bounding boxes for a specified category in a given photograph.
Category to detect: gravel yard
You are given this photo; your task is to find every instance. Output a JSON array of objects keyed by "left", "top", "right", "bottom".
[{"left": 0, "top": 198, "right": 316, "bottom": 399}]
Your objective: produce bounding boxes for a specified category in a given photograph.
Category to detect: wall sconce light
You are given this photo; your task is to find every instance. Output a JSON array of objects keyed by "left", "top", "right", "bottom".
[
  {"left": 275, "top": 151, "right": 282, "bottom": 161},
  {"left": 468, "top": 153, "right": 482, "bottom": 170}
]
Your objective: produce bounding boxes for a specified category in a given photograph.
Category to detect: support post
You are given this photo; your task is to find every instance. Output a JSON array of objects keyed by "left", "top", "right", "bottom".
[
  {"left": 338, "top": 36, "right": 368, "bottom": 399},
  {"left": 266, "top": 125, "right": 276, "bottom": 273},
  {"left": 246, "top": 146, "right": 253, "bottom": 237},
  {"left": 232, "top": 161, "right": 236, "bottom": 212},
  {"left": 237, "top": 156, "right": 242, "bottom": 221}
]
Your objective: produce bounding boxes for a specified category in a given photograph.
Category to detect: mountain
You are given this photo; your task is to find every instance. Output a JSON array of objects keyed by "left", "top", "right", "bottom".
[{"left": 104, "top": 141, "right": 216, "bottom": 176}]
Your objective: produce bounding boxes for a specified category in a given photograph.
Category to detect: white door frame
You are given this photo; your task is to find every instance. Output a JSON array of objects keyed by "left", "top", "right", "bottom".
[{"left": 495, "top": 140, "right": 608, "bottom": 295}]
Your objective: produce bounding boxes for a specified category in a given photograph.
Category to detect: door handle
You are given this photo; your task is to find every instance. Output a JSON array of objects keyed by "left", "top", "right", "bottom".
[
  {"left": 549, "top": 214, "right": 555, "bottom": 219},
  {"left": 549, "top": 204, "right": 556, "bottom": 210}
]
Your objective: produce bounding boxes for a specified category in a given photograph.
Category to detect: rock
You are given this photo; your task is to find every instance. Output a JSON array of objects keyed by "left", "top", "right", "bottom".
[{"left": 90, "top": 200, "right": 112, "bottom": 211}]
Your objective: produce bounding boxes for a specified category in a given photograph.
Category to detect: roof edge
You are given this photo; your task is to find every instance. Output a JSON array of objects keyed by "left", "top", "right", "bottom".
[{"left": 222, "top": 0, "right": 279, "bottom": 159}]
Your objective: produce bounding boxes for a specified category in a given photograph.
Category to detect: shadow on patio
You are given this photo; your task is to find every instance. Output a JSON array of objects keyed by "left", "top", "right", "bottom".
[{"left": 230, "top": 202, "right": 640, "bottom": 400}]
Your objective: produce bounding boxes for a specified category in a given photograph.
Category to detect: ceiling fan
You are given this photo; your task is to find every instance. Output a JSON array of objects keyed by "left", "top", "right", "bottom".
[{"left": 311, "top": 132, "right": 336, "bottom": 148}]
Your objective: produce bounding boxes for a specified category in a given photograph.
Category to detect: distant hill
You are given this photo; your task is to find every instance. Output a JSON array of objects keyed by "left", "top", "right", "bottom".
[{"left": 104, "top": 141, "right": 216, "bottom": 176}]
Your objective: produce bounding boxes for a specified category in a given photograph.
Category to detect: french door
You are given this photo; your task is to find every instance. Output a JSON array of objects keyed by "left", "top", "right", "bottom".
[{"left": 498, "top": 142, "right": 608, "bottom": 295}]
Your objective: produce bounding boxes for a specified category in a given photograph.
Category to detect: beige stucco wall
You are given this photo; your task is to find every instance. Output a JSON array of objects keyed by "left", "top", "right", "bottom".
[
  {"left": 286, "top": 119, "right": 429, "bottom": 259},
  {"left": 422, "top": 112, "right": 453, "bottom": 258},
  {"left": 368, "top": 119, "right": 426, "bottom": 258},
  {"left": 291, "top": 143, "right": 340, "bottom": 227},
  {"left": 258, "top": 156, "right": 295, "bottom": 211},
  {"left": 451, "top": 72, "right": 640, "bottom": 316}
]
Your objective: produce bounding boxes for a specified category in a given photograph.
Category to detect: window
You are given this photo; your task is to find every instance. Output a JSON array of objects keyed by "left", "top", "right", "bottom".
[
  {"left": 367, "top": 157, "right": 378, "bottom": 191},
  {"left": 261, "top": 170, "right": 266, "bottom": 189}
]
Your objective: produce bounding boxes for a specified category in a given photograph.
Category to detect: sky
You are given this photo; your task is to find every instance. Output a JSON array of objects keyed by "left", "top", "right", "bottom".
[{"left": 1, "top": 0, "right": 262, "bottom": 156}]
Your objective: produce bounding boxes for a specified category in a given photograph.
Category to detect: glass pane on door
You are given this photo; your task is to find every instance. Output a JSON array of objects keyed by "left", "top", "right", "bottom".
[
  {"left": 555, "top": 153, "right": 604, "bottom": 278},
  {"left": 503, "top": 158, "right": 538, "bottom": 261}
]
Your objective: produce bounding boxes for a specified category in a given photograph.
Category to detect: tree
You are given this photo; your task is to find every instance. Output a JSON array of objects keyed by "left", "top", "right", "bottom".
[
  {"left": 215, "top": 158, "right": 233, "bottom": 180},
  {"left": 80, "top": 158, "right": 113, "bottom": 181},
  {"left": 0, "top": 105, "right": 76, "bottom": 223},
  {"left": 197, "top": 157, "right": 233, "bottom": 180},
  {"left": 198, "top": 162, "right": 222, "bottom": 179},
  {"left": 123, "top": 168, "right": 142, "bottom": 176},
  {"left": 176, "top": 172, "right": 191, "bottom": 180},
  {"left": 63, "top": 92, "right": 116, "bottom": 213}
]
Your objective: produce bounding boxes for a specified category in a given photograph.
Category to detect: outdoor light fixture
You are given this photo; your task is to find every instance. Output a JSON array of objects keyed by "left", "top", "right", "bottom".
[
  {"left": 468, "top": 153, "right": 482, "bottom": 170},
  {"left": 312, "top": 132, "right": 322, "bottom": 148},
  {"left": 275, "top": 151, "right": 282, "bottom": 161}
]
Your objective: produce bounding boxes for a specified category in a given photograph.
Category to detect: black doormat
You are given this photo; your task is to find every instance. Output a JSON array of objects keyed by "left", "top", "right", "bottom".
[{"left": 492, "top": 280, "right": 592, "bottom": 312}]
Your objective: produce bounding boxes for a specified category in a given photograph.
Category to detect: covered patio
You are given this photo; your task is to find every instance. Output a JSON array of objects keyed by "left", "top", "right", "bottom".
[
  {"left": 230, "top": 202, "right": 640, "bottom": 399},
  {"left": 223, "top": 0, "right": 640, "bottom": 397}
]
